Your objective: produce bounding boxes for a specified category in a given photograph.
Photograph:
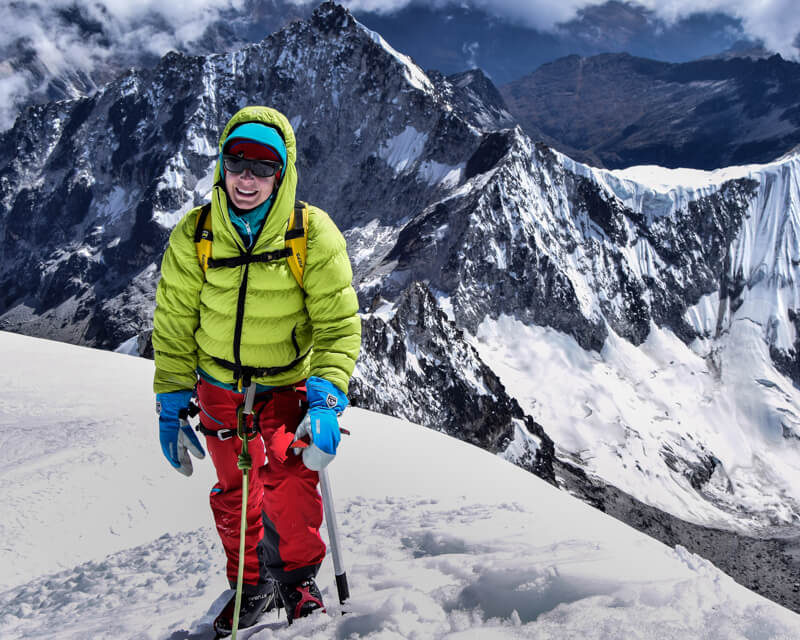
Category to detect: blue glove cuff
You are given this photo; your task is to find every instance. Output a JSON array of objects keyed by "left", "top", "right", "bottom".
[
  {"left": 306, "top": 376, "right": 348, "bottom": 415},
  {"left": 156, "top": 390, "right": 194, "bottom": 421},
  {"left": 156, "top": 389, "right": 203, "bottom": 474}
]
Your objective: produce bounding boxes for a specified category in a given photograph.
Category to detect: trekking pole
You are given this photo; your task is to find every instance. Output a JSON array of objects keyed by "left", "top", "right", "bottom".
[
  {"left": 319, "top": 467, "right": 350, "bottom": 607},
  {"left": 231, "top": 382, "right": 257, "bottom": 640}
]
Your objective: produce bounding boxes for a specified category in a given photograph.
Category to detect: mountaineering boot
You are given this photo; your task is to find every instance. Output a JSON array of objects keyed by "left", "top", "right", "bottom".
[
  {"left": 213, "top": 580, "right": 283, "bottom": 637},
  {"left": 276, "top": 578, "right": 325, "bottom": 624}
]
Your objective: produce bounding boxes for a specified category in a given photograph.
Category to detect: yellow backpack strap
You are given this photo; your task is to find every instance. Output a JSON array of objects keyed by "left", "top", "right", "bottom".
[
  {"left": 285, "top": 200, "right": 308, "bottom": 289},
  {"left": 194, "top": 203, "right": 213, "bottom": 274}
]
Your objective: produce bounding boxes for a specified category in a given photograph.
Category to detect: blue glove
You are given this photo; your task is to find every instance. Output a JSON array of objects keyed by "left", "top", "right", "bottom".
[
  {"left": 156, "top": 390, "right": 205, "bottom": 476},
  {"left": 294, "top": 376, "right": 348, "bottom": 471}
]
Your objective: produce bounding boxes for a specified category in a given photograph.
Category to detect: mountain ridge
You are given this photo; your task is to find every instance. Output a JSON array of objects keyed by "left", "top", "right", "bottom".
[{"left": 501, "top": 51, "right": 800, "bottom": 169}]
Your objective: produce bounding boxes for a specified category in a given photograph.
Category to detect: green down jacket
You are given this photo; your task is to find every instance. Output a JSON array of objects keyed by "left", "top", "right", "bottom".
[{"left": 152, "top": 106, "right": 361, "bottom": 394}]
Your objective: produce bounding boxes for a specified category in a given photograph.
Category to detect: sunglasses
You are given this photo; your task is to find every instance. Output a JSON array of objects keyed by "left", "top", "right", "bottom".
[{"left": 223, "top": 154, "right": 282, "bottom": 178}]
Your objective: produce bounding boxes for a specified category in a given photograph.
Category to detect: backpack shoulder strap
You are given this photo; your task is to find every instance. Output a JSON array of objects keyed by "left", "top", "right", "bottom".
[
  {"left": 285, "top": 200, "right": 309, "bottom": 289},
  {"left": 194, "top": 203, "right": 213, "bottom": 274}
]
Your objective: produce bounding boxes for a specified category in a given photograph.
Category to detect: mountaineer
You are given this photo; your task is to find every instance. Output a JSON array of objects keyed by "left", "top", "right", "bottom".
[{"left": 152, "top": 105, "right": 361, "bottom": 635}]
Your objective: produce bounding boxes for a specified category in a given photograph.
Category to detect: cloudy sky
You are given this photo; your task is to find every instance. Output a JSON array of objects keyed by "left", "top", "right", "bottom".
[
  {"left": 340, "top": 0, "right": 800, "bottom": 56},
  {"left": 1, "top": 0, "right": 798, "bottom": 130},
  {"left": 0, "top": 0, "right": 240, "bottom": 128}
]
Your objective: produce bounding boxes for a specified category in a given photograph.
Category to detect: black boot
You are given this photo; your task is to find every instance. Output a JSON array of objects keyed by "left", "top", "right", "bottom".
[
  {"left": 213, "top": 580, "right": 282, "bottom": 637},
  {"left": 276, "top": 578, "right": 325, "bottom": 624}
]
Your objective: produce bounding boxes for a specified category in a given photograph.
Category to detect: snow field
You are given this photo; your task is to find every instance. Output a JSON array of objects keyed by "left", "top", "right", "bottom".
[
  {"left": 1, "top": 331, "right": 800, "bottom": 638},
  {"left": 474, "top": 314, "right": 800, "bottom": 533}
]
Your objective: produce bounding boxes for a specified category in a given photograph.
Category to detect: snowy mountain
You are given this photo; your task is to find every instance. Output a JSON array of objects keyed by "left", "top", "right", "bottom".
[
  {"left": 2, "top": 330, "right": 800, "bottom": 639},
  {"left": 4, "top": 0, "right": 800, "bottom": 619},
  {"left": 349, "top": 117, "right": 800, "bottom": 606},
  {"left": 500, "top": 52, "right": 800, "bottom": 169},
  {"left": 357, "top": 120, "right": 800, "bottom": 536}
]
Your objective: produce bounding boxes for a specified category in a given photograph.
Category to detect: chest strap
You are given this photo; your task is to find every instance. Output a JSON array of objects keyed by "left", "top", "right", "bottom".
[{"left": 207, "top": 248, "right": 292, "bottom": 269}]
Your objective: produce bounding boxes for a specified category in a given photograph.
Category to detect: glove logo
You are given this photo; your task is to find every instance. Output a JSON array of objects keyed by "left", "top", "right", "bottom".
[{"left": 326, "top": 393, "right": 337, "bottom": 409}]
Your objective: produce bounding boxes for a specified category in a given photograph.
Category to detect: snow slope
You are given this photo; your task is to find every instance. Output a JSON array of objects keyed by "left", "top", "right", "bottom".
[
  {"left": 475, "top": 316, "right": 800, "bottom": 535},
  {"left": 1, "top": 330, "right": 799, "bottom": 639}
]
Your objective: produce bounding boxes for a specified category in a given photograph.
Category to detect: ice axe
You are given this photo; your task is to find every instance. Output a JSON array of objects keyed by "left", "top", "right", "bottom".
[
  {"left": 292, "top": 414, "right": 351, "bottom": 608},
  {"left": 319, "top": 466, "right": 350, "bottom": 607}
]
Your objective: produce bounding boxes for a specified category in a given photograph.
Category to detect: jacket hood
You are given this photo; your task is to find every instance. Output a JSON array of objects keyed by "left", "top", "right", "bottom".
[
  {"left": 214, "top": 106, "right": 297, "bottom": 185},
  {"left": 211, "top": 106, "right": 299, "bottom": 252}
]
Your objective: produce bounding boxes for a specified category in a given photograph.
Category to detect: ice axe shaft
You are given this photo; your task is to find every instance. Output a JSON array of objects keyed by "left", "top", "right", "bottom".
[{"left": 319, "top": 467, "right": 349, "bottom": 605}]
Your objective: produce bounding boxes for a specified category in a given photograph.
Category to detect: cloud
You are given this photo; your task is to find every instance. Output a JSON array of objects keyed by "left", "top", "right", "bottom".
[
  {"left": 0, "top": 0, "right": 244, "bottom": 130},
  {"left": 628, "top": 0, "right": 799, "bottom": 56},
  {"left": 338, "top": 0, "right": 800, "bottom": 58},
  {"left": 0, "top": 70, "right": 32, "bottom": 134},
  {"left": 462, "top": 42, "right": 480, "bottom": 69}
]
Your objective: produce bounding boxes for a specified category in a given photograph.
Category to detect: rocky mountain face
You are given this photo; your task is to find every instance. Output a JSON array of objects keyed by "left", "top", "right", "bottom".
[
  {"left": 501, "top": 52, "right": 800, "bottom": 170},
  {"left": 4, "top": 0, "right": 800, "bottom": 613},
  {"left": 354, "top": 100, "right": 800, "bottom": 523},
  {"left": 351, "top": 282, "right": 556, "bottom": 483}
]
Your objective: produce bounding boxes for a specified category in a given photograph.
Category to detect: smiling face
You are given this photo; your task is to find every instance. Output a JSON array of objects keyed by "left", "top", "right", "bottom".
[{"left": 224, "top": 167, "right": 276, "bottom": 210}]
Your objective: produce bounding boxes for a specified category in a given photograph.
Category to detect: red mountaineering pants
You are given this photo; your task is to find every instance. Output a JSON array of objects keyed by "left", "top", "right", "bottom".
[{"left": 196, "top": 378, "right": 325, "bottom": 588}]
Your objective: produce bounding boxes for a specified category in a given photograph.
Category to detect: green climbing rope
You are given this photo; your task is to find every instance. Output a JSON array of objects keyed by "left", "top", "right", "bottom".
[{"left": 231, "top": 386, "right": 256, "bottom": 640}]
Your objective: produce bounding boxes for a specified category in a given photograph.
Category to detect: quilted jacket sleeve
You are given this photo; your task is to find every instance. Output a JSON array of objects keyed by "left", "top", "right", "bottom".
[
  {"left": 303, "top": 207, "right": 362, "bottom": 394},
  {"left": 152, "top": 208, "right": 204, "bottom": 393}
]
